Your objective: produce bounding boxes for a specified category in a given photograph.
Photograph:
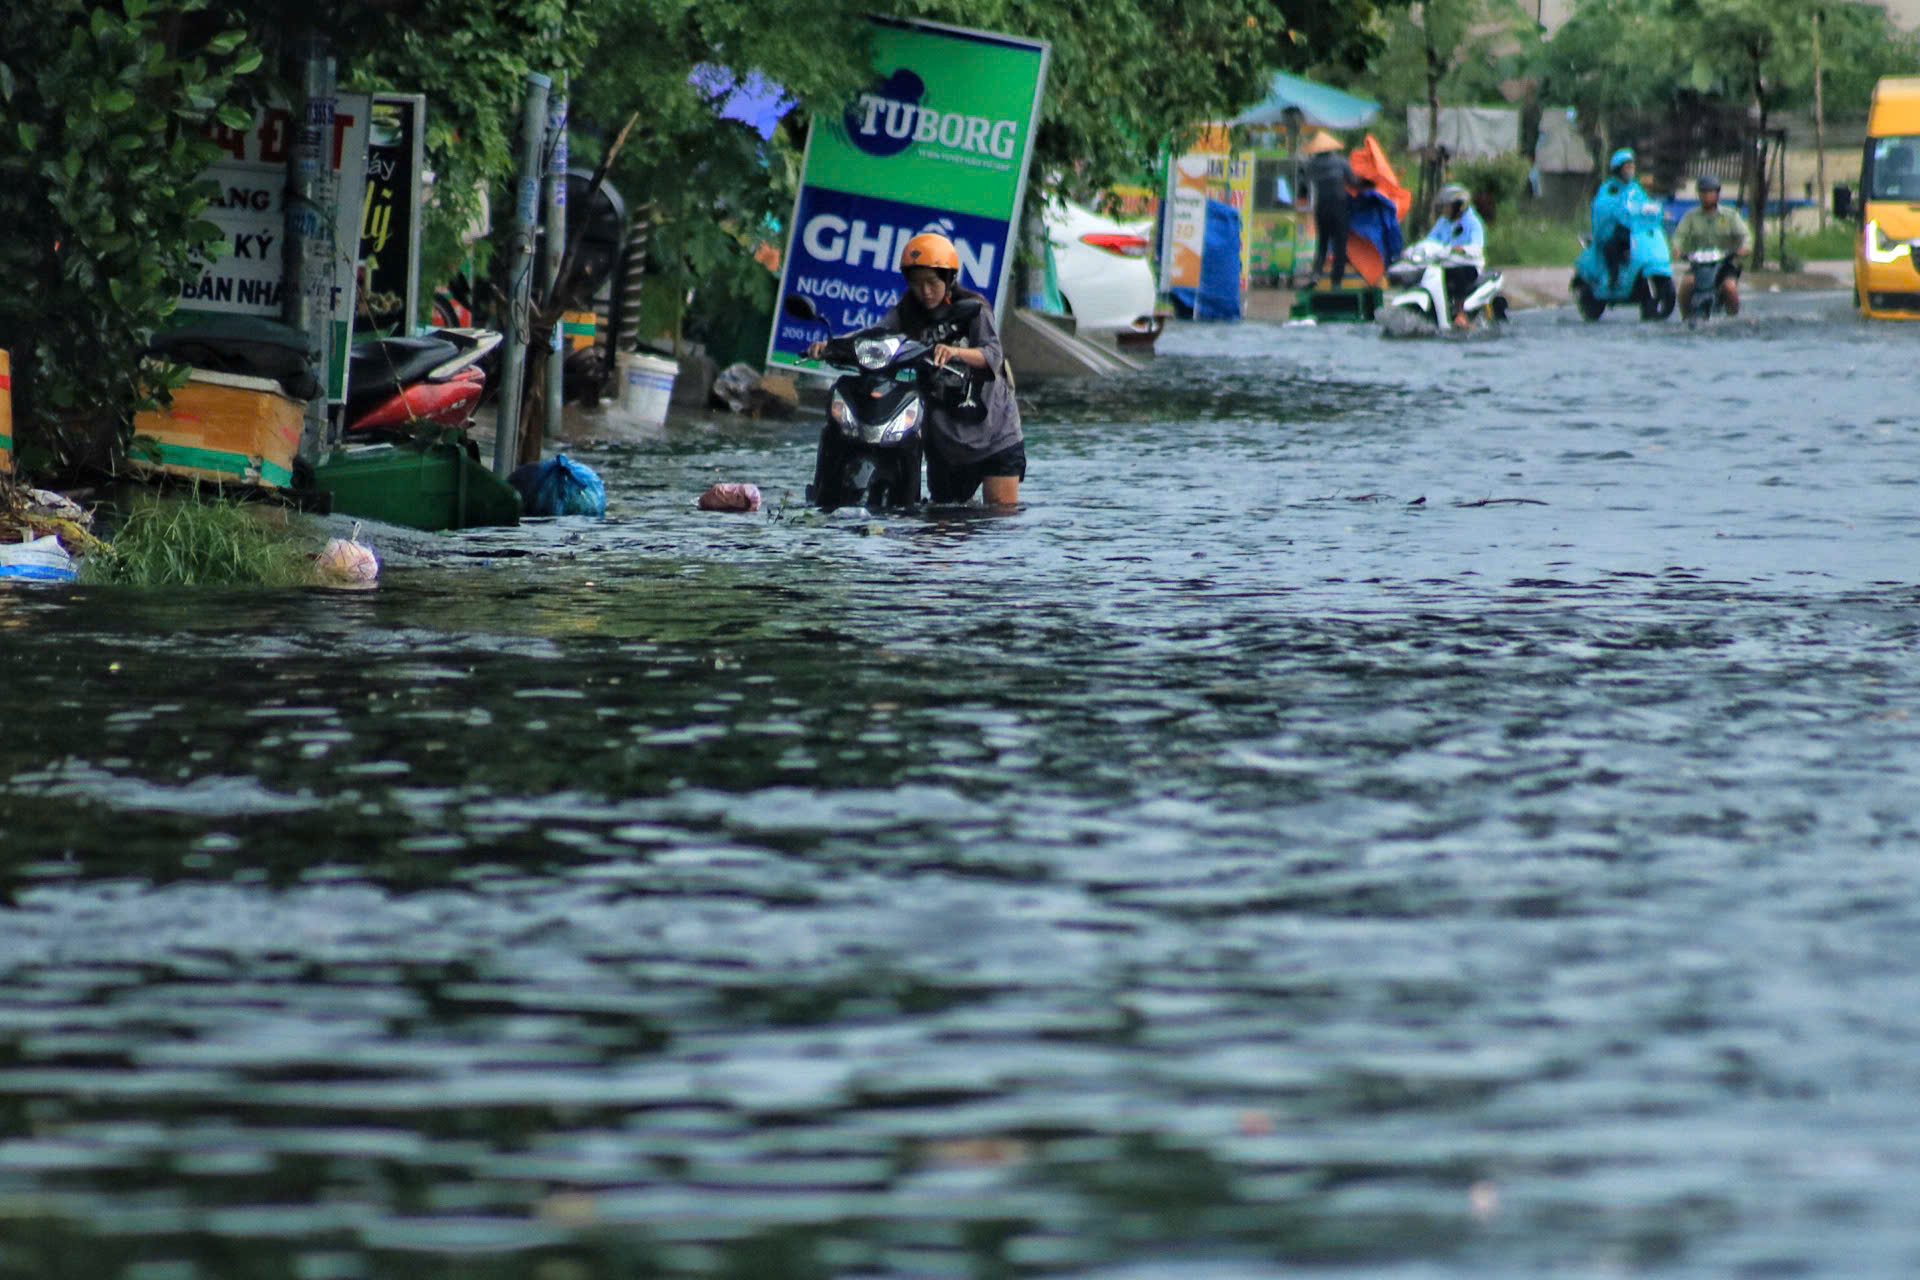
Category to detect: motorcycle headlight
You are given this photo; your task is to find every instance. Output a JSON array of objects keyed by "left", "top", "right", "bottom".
[
  {"left": 854, "top": 336, "right": 904, "bottom": 370},
  {"left": 829, "top": 390, "right": 859, "bottom": 437},
  {"left": 862, "top": 396, "right": 921, "bottom": 445},
  {"left": 1867, "top": 219, "right": 1914, "bottom": 264}
]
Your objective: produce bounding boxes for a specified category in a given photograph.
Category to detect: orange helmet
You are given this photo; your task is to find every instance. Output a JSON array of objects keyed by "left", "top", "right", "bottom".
[{"left": 899, "top": 232, "right": 959, "bottom": 277}]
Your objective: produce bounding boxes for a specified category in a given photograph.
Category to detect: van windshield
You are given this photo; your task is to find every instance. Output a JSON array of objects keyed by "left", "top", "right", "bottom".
[{"left": 1869, "top": 136, "right": 1920, "bottom": 200}]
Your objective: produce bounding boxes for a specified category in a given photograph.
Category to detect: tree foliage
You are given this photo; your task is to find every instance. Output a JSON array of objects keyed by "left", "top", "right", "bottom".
[
  {"left": 566, "top": 0, "right": 1405, "bottom": 344},
  {"left": 1351, "top": 0, "right": 1534, "bottom": 213},
  {"left": 5, "top": 0, "right": 1401, "bottom": 478},
  {"left": 1539, "top": 0, "right": 1919, "bottom": 168},
  {"left": 1360, "top": 0, "right": 1535, "bottom": 122},
  {"left": 0, "top": 0, "right": 267, "bottom": 475},
  {"left": 1534, "top": 0, "right": 1686, "bottom": 171},
  {"left": 330, "top": 0, "right": 596, "bottom": 286}
]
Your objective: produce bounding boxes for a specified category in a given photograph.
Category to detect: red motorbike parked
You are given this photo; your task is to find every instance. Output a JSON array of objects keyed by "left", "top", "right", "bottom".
[{"left": 344, "top": 327, "right": 503, "bottom": 436}]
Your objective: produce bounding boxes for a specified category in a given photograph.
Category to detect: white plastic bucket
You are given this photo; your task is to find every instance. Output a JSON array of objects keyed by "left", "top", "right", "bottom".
[{"left": 618, "top": 352, "right": 677, "bottom": 426}]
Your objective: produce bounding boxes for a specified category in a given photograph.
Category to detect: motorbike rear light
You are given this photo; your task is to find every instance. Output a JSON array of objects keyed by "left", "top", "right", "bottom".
[{"left": 1080, "top": 232, "right": 1150, "bottom": 259}]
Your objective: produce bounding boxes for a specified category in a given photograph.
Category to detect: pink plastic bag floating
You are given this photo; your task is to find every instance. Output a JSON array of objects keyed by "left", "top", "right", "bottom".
[
  {"left": 314, "top": 522, "right": 380, "bottom": 587},
  {"left": 697, "top": 482, "right": 761, "bottom": 513}
]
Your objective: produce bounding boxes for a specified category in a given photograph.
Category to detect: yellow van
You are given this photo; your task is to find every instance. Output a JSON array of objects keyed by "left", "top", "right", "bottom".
[{"left": 1856, "top": 76, "right": 1920, "bottom": 319}]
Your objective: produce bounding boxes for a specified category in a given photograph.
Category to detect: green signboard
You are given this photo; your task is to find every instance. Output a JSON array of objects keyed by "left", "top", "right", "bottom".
[{"left": 769, "top": 17, "right": 1048, "bottom": 369}]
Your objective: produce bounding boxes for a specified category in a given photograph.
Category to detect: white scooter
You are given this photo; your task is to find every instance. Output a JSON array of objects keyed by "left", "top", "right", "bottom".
[{"left": 1381, "top": 240, "right": 1509, "bottom": 334}]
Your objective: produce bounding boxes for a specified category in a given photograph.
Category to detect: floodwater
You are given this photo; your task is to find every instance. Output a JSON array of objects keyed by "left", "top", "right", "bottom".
[{"left": 5, "top": 290, "right": 1920, "bottom": 1278}]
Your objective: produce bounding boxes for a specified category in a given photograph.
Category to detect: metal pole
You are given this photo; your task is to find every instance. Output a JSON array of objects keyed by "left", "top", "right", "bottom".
[
  {"left": 542, "top": 77, "right": 568, "bottom": 441},
  {"left": 284, "top": 35, "right": 337, "bottom": 460},
  {"left": 493, "top": 71, "right": 550, "bottom": 477}
]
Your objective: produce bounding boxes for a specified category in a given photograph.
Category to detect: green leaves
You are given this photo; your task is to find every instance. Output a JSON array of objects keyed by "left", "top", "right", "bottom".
[{"left": 0, "top": 0, "right": 269, "bottom": 479}]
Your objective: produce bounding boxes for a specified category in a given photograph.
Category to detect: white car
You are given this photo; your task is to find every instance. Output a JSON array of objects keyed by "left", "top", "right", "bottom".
[{"left": 1043, "top": 198, "right": 1164, "bottom": 350}]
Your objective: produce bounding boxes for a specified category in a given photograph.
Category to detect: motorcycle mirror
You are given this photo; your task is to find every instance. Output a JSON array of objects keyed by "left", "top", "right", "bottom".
[{"left": 782, "top": 295, "right": 822, "bottom": 323}]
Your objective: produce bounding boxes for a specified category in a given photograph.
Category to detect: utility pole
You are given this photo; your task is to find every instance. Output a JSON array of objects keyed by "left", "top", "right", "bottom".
[
  {"left": 284, "top": 34, "right": 337, "bottom": 461},
  {"left": 492, "top": 72, "right": 550, "bottom": 477},
  {"left": 541, "top": 75, "right": 568, "bottom": 444}
]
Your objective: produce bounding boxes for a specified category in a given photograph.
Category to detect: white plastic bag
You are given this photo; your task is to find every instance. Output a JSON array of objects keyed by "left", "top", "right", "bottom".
[{"left": 0, "top": 534, "right": 76, "bottom": 582}]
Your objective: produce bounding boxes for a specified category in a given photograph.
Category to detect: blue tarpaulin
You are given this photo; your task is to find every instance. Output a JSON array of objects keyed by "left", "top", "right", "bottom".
[
  {"left": 1232, "top": 71, "right": 1379, "bottom": 131},
  {"left": 690, "top": 65, "right": 795, "bottom": 140},
  {"left": 1170, "top": 199, "right": 1244, "bottom": 322},
  {"left": 1349, "top": 189, "right": 1403, "bottom": 267}
]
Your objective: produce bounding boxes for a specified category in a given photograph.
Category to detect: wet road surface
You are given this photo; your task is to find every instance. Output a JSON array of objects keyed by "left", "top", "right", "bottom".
[{"left": 5, "top": 289, "right": 1920, "bottom": 1277}]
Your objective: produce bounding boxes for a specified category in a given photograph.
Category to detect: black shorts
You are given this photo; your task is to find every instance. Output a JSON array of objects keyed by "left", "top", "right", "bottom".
[{"left": 926, "top": 440, "right": 1026, "bottom": 504}]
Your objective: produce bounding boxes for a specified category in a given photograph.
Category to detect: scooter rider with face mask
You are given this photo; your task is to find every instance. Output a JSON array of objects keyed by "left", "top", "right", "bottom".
[
  {"left": 1423, "top": 183, "right": 1485, "bottom": 329},
  {"left": 807, "top": 232, "right": 1024, "bottom": 506}
]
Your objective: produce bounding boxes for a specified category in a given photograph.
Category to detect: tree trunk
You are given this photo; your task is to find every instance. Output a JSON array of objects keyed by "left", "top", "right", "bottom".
[
  {"left": 1813, "top": 7, "right": 1826, "bottom": 229},
  {"left": 1420, "top": 10, "right": 1442, "bottom": 218}
]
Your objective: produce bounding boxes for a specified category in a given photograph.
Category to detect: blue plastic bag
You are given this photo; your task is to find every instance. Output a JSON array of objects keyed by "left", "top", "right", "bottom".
[{"left": 509, "top": 453, "right": 606, "bottom": 518}]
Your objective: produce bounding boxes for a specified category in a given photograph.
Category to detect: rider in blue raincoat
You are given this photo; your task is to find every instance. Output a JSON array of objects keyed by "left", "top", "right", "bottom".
[{"left": 1592, "top": 148, "right": 1656, "bottom": 287}]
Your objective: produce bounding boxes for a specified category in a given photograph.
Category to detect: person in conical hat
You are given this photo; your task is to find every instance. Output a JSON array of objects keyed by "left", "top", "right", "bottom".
[{"left": 1300, "top": 132, "right": 1357, "bottom": 287}]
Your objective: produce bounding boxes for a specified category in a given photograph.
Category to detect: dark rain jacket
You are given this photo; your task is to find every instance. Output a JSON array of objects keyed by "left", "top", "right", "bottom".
[{"left": 881, "top": 288, "right": 1022, "bottom": 465}]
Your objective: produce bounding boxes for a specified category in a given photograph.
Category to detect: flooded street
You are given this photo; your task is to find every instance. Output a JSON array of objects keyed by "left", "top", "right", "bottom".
[{"left": 7, "top": 289, "right": 1920, "bottom": 1277}]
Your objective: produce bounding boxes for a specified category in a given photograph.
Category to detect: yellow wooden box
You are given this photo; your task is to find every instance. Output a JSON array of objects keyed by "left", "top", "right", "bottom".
[
  {"left": 130, "top": 369, "right": 304, "bottom": 489},
  {"left": 562, "top": 309, "right": 598, "bottom": 351},
  {"left": 0, "top": 348, "right": 13, "bottom": 474}
]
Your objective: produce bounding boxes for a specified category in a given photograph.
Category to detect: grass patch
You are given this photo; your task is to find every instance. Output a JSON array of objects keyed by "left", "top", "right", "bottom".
[
  {"left": 1784, "top": 221, "right": 1855, "bottom": 263},
  {"left": 1482, "top": 211, "right": 1855, "bottom": 271},
  {"left": 81, "top": 492, "right": 316, "bottom": 587},
  {"left": 1485, "top": 212, "right": 1586, "bottom": 268}
]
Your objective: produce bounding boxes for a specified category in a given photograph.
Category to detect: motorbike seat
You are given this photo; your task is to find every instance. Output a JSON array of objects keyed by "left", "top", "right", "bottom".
[
  {"left": 347, "top": 336, "right": 460, "bottom": 411},
  {"left": 145, "top": 316, "right": 321, "bottom": 401}
]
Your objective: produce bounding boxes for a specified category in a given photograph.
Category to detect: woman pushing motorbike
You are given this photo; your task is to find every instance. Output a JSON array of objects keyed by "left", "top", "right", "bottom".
[{"left": 807, "top": 232, "right": 1024, "bottom": 506}]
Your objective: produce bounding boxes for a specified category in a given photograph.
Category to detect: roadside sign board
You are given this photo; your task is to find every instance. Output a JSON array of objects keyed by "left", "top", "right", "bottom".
[
  {"left": 356, "top": 93, "right": 427, "bottom": 340},
  {"left": 175, "top": 95, "right": 371, "bottom": 403},
  {"left": 767, "top": 17, "right": 1048, "bottom": 373},
  {"left": 1162, "top": 125, "right": 1252, "bottom": 296}
]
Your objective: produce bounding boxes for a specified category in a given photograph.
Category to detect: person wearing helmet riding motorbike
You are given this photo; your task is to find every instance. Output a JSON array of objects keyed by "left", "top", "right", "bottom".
[
  {"left": 806, "top": 231, "right": 1024, "bottom": 506},
  {"left": 1422, "top": 183, "right": 1486, "bottom": 329},
  {"left": 1672, "top": 174, "right": 1751, "bottom": 316},
  {"left": 1593, "top": 147, "right": 1655, "bottom": 287}
]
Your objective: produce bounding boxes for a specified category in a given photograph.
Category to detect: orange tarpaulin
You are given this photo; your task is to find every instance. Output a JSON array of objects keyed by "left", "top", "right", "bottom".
[
  {"left": 1336, "top": 133, "right": 1410, "bottom": 286},
  {"left": 1350, "top": 134, "right": 1411, "bottom": 223},
  {"left": 1344, "top": 233, "right": 1385, "bottom": 286}
]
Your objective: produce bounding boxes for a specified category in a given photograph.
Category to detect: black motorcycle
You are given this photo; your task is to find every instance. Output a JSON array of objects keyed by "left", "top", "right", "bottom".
[
  {"left": 1684, "top": 247, "right": 1733, "bottom": 324},
  {"left": 784, "top": 294, "right": 985, "bottom": 512}
]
